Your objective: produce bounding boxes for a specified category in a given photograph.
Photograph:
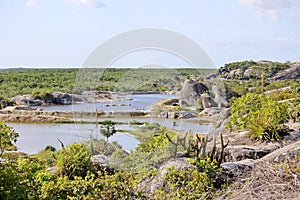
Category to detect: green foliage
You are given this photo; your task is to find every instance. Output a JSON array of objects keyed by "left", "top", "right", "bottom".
[
  {"left": 219, "top": 61, "right": 289, "bottom": 80},
  {"left": 56, "top": 143, "right": 93, "bottom": 179},
  {"left": 0, "top": 157, "right": 45, "bottom": 200},
  {"left": 227, "top": 93, "right": 290, "bottom": 141},
  {"left": 0, "top": 121, "right": 19, "bottom": 158},
  {"left": 0, "top": 68, "right": 215, "bottom": 98},
  {"left": 100, "top": 120, "right": 116, "bottom": 142},
  {"left": 85, "top": 139, "right": 125, "bottom": 156},
  {"left": 154, "top": 158, "right": 221, "bottom": 199}
]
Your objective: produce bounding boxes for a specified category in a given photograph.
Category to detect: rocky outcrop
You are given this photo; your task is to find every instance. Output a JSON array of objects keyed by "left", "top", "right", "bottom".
[
  {"left": 137, "top": 158, "right": 196, "bottom": 195},
  {"left": 12, "top": 95, "right": 43, "bottom": 106},
  {"left": 179, "top": 80, "right": 208, "bottom": 107},
  {"left": 271, "top": 62, "right": 300, "bottom": 80},
  {"left": 243, "top": 68, "right": 261, "bottom": 79},
  {"left": 91, "top": 154, "right": 110, "bottom": 168},
  {"left": 201, "top": 93, "right": 216, "bottom": 109},
  {"left": 264, "top": 86, "right": 291, "bottom": 95},
  {"left": 212, "top": 85, "right": 229, "bottom": 108},
  {"left": 158, "top": 158, "right": 196, "bottom": 177}
]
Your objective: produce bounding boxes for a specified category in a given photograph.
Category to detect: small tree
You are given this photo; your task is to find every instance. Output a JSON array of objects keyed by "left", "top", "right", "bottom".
[
  {"left": 100, "top": 120, "right": 116, "bottom": 142},
  {"left": 0, "top": 121, "right": 19, "bottom": 158}
]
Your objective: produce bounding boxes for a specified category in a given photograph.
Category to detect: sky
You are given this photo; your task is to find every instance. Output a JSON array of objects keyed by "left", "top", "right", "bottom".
[{"left": 0, "top": 0, "right": 300, "bottom": 68}]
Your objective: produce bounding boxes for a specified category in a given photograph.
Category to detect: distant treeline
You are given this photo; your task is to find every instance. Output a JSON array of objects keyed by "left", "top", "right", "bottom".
[{"left": 0, "top": 68, "right": 216, "bottom": 98}]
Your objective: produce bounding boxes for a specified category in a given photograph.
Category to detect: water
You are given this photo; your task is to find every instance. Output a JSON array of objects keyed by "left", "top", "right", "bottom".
[
  {"left": 34, "top": 94, "right": 177, "bottom": 112},
  {"left": 9, "top": 123, "right": 140, "bottom": 154},
  {"left": 74, "top": 117, "right": 215, "bottom": 134},
  {"left": 9, "top": 94, "right": 215, "bottom": 154}
]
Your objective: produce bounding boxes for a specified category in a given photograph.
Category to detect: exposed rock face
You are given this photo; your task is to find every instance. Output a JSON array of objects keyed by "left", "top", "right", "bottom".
[
  {"left": 256, "top": 60, "right": 273, "bottom": 65},
  {"left": 137, "top": 158, "right": 196, "bottom": 196},
  {"left": 49, "top": 92, "right": 73, "bottom": 104},
  {"left": 243, "top": 68, "right": 261, "bottom": 79},
  {"left": 264, "top": 86, "right": 291, "bottom": 95},
  {"left": 179, "top": 80, "right": 208, "bottom": 107},
  {"left": 212, "top": 85, "right": 229, "bottom": 108},
  {"left": 178, "top": 111, "right": 197, "bottom": 119},
  {"left": 91, "top": 154, "right": 110, "bottom": 168},
  {"left": 12, "top": 95, "right": 42, "bottom": 106},
  {"left": 271, "top": 62, "right": 300, "bottom": 80},
  {"left": 159, "top": 158, "right": 196, "bottom": 177},
  {"left": 228, "top": 69, "right": 243, "bottom": 79},
  {"left": 137, "top": 175, "right": 166, "bottom": 194},
  {"left": 201, "top": 93, "right": 216, "bottom": 109}
]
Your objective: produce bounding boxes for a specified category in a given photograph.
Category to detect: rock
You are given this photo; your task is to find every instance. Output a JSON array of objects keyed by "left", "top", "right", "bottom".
[
  {"left": 243, "top": 68, "right": 261, "bottom": 79},
  {"left": 137, "top": 175, "right": 167, "bottom": 194},
  {"left": 2, "top": 106, "right": 37, "bottom": 111},
  {"left": 47, "top": 166, "right": 58, "bottom": 174},
  {"left": 225, "top": 144, "right": 280, "bottom": 161},
  {"left": 256, "top": 141, "right": 300, "bottom": 165},
  {"left": 200, "top": 107, "right": 222, "bottom": 116},
  {"left": 264, "top": 86, "right": 291, "bottom": 95},
  {"left": 201, "top": 93, "right": 216, "bottom": 109},
  {"left": 221, "top": 159, "right": 253, "bottom": 179},
  {"left": 91, "top": 154, "right": 110, "bottom": 168},
  {"left": 212, "top": 85, "right": 229, "bottom": 108},
  {"left": 12, "top": 95, "right": 42, "bottom": 106},
  {"left": 50, "top": 92, "right": 73, "bottom": 105},
  {"left": 217, "top": 108, "right": 231, "bottom": 127},
  {"left": 178, "top": 111, "right": 197, "bottom": 119},
  {"left": 228, "top": 69, "right": 243, "bottom": 79},
  {"left": 271, "top": 62, "right": 300, "bottom": 80},
  {"left": 179, "top": 80, "right": 208, "bottom": 107},
  {"left": 159, "top": 158, "right": 196, "bottom": 177},
  {"left": 205, "top": 73, "right": 218, "bottom": 80},
  {"left": 256, "top": 60, "right": 273, "bottom": 65}
]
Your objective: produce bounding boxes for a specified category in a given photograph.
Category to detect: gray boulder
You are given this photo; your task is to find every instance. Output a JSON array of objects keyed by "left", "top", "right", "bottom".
[
  {"left": 201, "top": 93, "right": 216, "bottom": 109},
  {"left": 159, "top": 158, "right": 196, "bottom": 177},
  {"left": 179, "top": 80, "right": 208, "bottom": 107},
  {"left": 12, "top": 95, "right": 42, "bottom": 106},
  {"left": 91, "top": 154, "right": 110, "bottom": 168},
  {"left": 212, "top": 85, "right": 229, "bottom": 108},
  {"left": 271, "top": 62, "right": 300, "bottom": 80}
]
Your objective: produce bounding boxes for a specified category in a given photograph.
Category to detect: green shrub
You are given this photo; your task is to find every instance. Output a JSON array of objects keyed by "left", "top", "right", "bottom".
[
  {"left": 227, "top": 93, "right": 290, "bottom": 141},
  {"left": 56, "top": 143, "right": 93, "bottom": 179}
]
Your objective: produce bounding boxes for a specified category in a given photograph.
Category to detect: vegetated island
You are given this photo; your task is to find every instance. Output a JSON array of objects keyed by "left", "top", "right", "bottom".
[{"left": 0, "top": 60, "right": 300, "bottom": 199}]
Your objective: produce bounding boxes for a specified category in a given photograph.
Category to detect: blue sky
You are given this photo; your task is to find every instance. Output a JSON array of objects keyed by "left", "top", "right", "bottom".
[{"left": 0, "top": 0, "right": 299, "bottom": 68}]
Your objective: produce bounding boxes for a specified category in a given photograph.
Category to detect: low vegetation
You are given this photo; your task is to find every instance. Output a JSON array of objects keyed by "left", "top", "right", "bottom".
[
  {"left": 0, "top": 68, "right": 215, "bottom": 98},
  {"left": 227, "top": 93, "right": 291, "bottom": 141}
]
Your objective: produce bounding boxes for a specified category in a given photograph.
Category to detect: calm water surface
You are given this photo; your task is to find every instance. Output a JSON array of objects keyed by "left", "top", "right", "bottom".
[{"left": 9, "top": 94, "right": 215, "bottom": 154}]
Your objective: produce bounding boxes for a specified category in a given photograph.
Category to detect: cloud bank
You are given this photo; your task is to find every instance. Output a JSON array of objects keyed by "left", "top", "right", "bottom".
[
  {"left": 25, "top": 0, "right": 106, "bottom": 8},
  {"left": 25, "top": 0, "right": 38, "bottom": 7},
  {"left": 238, "top": 0, "right": 298, "bottom": 20}
]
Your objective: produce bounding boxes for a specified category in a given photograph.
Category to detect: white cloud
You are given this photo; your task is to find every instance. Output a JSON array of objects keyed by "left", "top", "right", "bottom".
[
  {"left": 67, "top": 0, "right": 106, "bottom": 8},
  {"left": 265, "top": 36, "right": 297, "bottom": 43},
  {"left": 25, "top": 0, "right": 38, "bottom": 7},
  {"left": 238, "top": 0, "right": 297, "bottom": 20},
  {"left": 25, "top": 0, "right": 105, "bottom": 9}
]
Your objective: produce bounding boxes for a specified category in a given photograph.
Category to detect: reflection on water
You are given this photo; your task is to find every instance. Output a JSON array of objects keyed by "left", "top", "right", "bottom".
[
  {"left": 9, "top": 123, "right": 140, "bottom": 154},
  {"left": 9, "top": 94, "right": 215, "bottom": 154},
  {"left": 34, "top": 94, "right": 177, "bottom": 112}
]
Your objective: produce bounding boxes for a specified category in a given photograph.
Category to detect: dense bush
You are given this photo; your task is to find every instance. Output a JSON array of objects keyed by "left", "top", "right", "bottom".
[
  {"left": 56, "top": 143, "right": 93, "bottom": 179},
  {"left": 227, "top": 93, "right": 290, "bottom": 141}
]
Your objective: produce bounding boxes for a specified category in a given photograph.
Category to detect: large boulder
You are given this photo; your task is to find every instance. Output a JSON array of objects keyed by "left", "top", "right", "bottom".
[
  {"left": 11, "top": 95, "right": 42, "bottom": 106},
  {"left": 179, "top": 80, "right": 208, "bottom": 107},
  {"left": 201, "top": 93, "right": 216, "bottom": 109},
  {"left": 158, "top": 158, "right": 196, "bottom": 177},
  {"left": 212, "top": 85, "right": 229, "bottom": 108},
  {"left": 91, "top": 154, "right": 110, "bottom": 168},
  {"left": 271, "top": 62, "right": 300, "bottom": 80}
]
